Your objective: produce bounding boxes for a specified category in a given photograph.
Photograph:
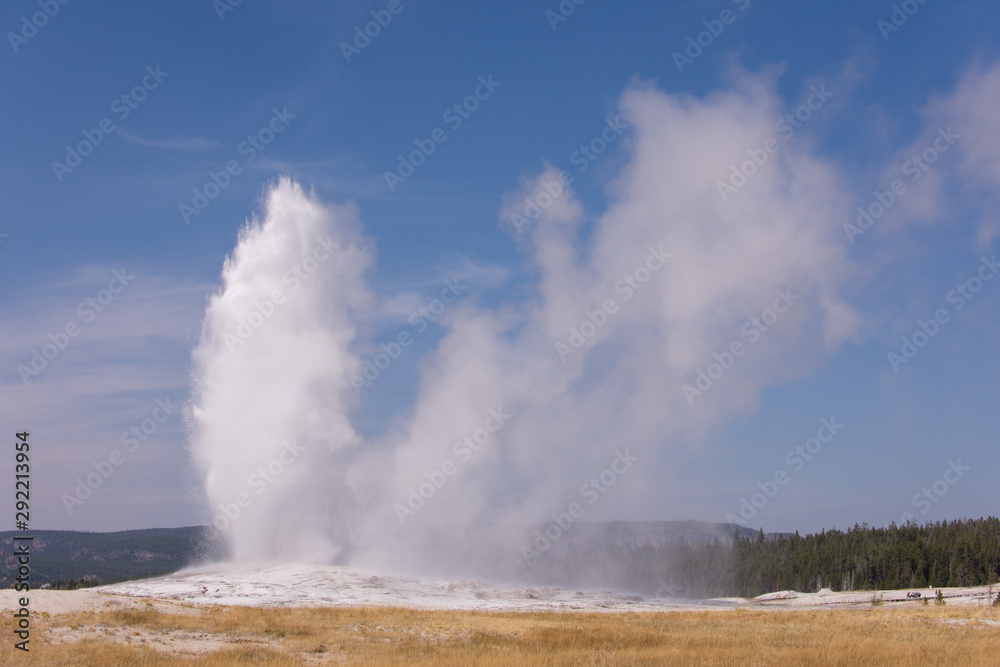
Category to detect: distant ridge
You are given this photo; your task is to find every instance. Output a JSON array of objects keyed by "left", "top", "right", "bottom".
[{"left": 0, "top": 526, "right": 224, "bottom": 588}]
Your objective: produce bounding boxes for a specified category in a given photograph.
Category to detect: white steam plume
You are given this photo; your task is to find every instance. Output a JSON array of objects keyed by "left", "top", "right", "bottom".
[
  {"left": 189, "top": 178, "right": 371, "bottom": 563},
  {"left": 341, "top": 71, "right": 861, "bottom": 575}
]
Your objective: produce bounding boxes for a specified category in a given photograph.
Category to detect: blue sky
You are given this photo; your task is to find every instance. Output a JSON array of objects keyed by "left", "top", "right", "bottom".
[{"left": 1, "top": 0, "right": 999, "bottom": 537}]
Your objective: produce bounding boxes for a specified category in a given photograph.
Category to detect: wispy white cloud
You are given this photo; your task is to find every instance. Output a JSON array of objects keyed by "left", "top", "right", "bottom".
[
  {"left": 930, "top": 61, "right": 1000, "bottom": 247},
  {"left": 0, "top": 264, "right": 213, "bottom": 530},
  {"left": 370, "top": 258, "right": 510, "bottom": 323},
  {"left": 118, "top": 128, "right": 222, "bottom": 152}
]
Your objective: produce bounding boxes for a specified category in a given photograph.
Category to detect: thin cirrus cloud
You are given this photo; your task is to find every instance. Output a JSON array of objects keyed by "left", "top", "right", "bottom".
[
  {"left": 117, "top": 129, "right": 222, "bottom": 152},
  {"left": 0, "top": 265, "right": 210, "bottom": 530}
]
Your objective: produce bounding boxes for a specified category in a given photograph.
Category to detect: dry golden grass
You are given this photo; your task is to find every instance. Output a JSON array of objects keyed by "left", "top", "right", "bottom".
[{"left": 4, "top": 602, "right": 1000, "bottom": 665}]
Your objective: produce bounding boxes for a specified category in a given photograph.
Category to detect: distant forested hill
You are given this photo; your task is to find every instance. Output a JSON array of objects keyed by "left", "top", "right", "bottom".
[
  {"left": 731, "top": 518, "right": 1000, "bottom": 597},
  {"left": 0, "top": 526, "right": 222, "bottom": 588}
]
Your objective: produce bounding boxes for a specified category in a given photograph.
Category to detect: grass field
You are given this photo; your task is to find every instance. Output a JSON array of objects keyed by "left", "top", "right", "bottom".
[{"left": 4, "top": 602, "right": 1000, "bottom": 665}]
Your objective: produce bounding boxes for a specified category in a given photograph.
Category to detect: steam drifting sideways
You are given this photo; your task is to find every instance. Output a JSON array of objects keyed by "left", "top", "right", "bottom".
[{"left": 189, "top": 71, "right": 859, "bottom": 579}]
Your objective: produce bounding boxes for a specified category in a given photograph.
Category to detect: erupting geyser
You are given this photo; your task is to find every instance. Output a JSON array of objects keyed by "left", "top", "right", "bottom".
[{"left": 189, "top": 178, "right": 371, "bottom": 563}]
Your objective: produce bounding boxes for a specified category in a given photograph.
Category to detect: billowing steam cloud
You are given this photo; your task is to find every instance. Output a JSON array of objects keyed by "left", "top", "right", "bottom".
[
  {"left": 192, "top": 70, "right": 861, "bottom": 572},
  {"left": 348, "top": 71, "right": 860, "bottom": 575}
]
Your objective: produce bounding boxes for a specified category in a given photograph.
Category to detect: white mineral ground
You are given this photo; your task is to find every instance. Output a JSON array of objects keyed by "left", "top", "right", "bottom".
[{"left": 4, "top": 564, "right": 998, "bottom": 614}]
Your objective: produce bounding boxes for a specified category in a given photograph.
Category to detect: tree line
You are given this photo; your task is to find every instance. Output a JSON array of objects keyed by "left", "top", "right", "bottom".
[
  {"left": 515, "top": 518, "right": 1000, "bottom": 599},
  {"left": 729, "top": 518, "right": 1000, "bottom": 597}
]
